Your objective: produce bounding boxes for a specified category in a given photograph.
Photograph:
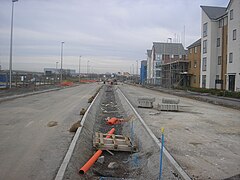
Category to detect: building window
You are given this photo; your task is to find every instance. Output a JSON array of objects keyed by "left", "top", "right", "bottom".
[
  {"left": 230, "top": 9, "right": 233, "bottom": 20},
  {"left": 217, "top": 38, "right": 220, "bottom": 47},
  {"left": 194, "top": 60, "right": 197, "bottom": 68},
  {"left": 202, "top": 57, "right": 207, "bottom": 71},
  {"left": 203, "top": 23, "right": 208, "bottom": 37},
  {"left": 219, "top": 19, "right": 223, "bottom": 28},
  {"left": 233, "top": 29, "right": 237, "bottom": 40},
  {"left": 189, "top": 49, "right": 192, "bottom": 54},
  {"left": 216, "top": 75, "right": 219, "bottom": 80},
  {"left": 229, "top": 53, "right": 233, "bottom": 63},
  {"left": 194, "top": 47, "right": 197, "bottom": 53},
  {"left": 224, "top": 16, "right": 228, "bottom": 25},
  {"left": 193, "top": 75, "right": 196, "bottom": 83},
  {"left": 218, "top": 56, "right": 222, "bottom": 65},
  {"left": 189, "top": 61, "right": 191, "bottom": 68},
  {"left": 202, "top": 75, "right": 206, "bottom": 88},
  {"left": 203, "top": 40, "right": 207, "bottom": 54}
]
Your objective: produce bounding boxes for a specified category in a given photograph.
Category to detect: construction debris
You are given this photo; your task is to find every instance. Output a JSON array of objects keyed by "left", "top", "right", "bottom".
[
  {"left": 80, "top": 108, "right": 86, "bottom": 115},
  {"left": 79, "top": 128, "right": 115, "bottom": 175},
  {"left": 69, "top": 121, "right": 81, "bottom": 132},
  {"left": 108, "top": 162, "right": 119, "bottom": 169},
  {"left": 47, "top": 121, "right": 58, "bottom": 127},
  {"left": 97, "top": 156, "right": 105, "bottom": 164},
  {"left": 106, "top": 115, "right": 133, "bottom": 125},
  {"left": 149, "top": 112, "right": 161, "bottom": 115},
  {"left": 93, "top": 132, "right": 137, "bottom": 152},
  {"left": 106, "top": 150, "right": 114, "bottom": 156},
  {"left": 88, "top": 96, "right": 94, "bottom": 103}
]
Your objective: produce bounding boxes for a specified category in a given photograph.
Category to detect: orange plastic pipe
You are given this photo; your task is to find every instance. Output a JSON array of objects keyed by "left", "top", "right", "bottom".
[
  {"left": 79, "top": 128, "right": 115, "bottom": 174},
  {"left": 106, "top": 128, "right": 115, "bottom": 138},
  {"left": 107, "top": 117, "right": 118, "bottom": 125}
]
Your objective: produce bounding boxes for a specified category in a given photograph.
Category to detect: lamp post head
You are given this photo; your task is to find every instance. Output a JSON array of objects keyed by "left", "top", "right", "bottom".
[{"left": 13, "top": 0, "right": 18, "bottom": 2}]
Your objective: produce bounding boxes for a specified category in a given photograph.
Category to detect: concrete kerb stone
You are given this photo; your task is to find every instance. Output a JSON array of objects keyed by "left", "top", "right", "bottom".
[
  {"left": 142, "top": 85, "right": 240, "bottom": 110},
  {"left": 55, "top": 91, "right": 100, "bottom": 180},
  {"left": 118, "top": 88, "right": 191, "bottom": 180}
]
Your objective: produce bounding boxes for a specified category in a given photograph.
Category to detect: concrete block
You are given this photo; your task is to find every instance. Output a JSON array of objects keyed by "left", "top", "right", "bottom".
[
  {"left": 162, "top": 98, "right": 180, "bottom": 104},
  {"left": 137, "top": 97, "right": 155, "bottom": 108}
]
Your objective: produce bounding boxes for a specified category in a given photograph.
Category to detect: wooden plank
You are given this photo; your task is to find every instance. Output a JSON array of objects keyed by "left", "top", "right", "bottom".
[
  {"left": 95, "top": 132, "right": 99, "bottom": 144},
  {"left": 97, "top": 144, "right": 134, "bottom": 152},
  {"left": 115, "top": 139, "right": 126, "bottom": 145},
  {"left": 125, "top": 137, "right": 131, "bottom": 147},
  {"left": 106, "top": 149, "right": 114, "bottom": 156},
  {"left": 93, "top": 132, "right": 137, "bottom": 152},
  {"left": 100, "top": 133, "right": 104, "bottom": 145},
  {"left": 112, "top": 134, "right": 118, "bottom": 149}
]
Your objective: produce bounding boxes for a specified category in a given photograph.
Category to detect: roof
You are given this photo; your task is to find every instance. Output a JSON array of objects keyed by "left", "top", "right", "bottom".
[
  {"left": 141, "top": 60, "right": 147, "bottom": 66},
  {"left": 187, "top": 38, "right": 201, "bottom": 49},
  {"left": 147, "top": 50, "right": 152, "bottom": 57},
  {"left": 226, "top": 0, "right": 233, "bottom": 10},
  {"left": 201, "top": 6, "right": 227, "bottom": 20},
  {"left": 152, "top": 42, "right": 186, "bottom": 55}
]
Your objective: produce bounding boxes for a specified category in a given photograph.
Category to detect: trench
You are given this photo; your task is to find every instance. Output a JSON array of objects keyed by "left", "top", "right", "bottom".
[{"left": 62, "top": 85, "right": 185, "bottom": 180}]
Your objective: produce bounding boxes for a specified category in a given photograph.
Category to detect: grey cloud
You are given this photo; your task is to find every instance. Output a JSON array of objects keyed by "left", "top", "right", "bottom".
[{"left": 0, "top": 0, "right": 228, "bottom": 73}]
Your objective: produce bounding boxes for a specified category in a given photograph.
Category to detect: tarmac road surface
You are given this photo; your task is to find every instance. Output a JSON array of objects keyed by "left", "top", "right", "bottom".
[{"left": 0, "top": 83, "right": 101, "bottom": 180}]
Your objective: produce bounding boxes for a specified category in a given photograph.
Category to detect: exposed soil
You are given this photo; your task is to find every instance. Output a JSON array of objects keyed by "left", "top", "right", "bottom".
[{"left": 90, "top": 85, "right": 135, "bottom": 178}]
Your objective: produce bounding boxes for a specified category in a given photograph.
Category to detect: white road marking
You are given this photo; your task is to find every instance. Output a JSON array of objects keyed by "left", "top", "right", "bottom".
[{"left": 25, "top": 121, "right": 34, "bottom": 127}]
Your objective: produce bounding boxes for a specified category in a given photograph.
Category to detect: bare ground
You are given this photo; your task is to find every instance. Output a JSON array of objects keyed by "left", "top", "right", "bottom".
[{"left": 119, "top": 84, "right": 240, "bottom": 180}]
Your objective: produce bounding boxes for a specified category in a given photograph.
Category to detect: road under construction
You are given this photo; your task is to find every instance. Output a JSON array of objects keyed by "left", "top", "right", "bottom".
[{"left": 0, "top": 83, "right": 239, "bottom": 180}]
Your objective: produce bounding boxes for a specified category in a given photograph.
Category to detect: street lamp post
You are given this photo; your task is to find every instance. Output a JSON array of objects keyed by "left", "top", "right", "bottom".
[
  {"left": 56, "top": 61, "right": 59, "bottom": 70},
  {"left": 9, "top": 0, "right": 18, "bottom": 88},
  {"left": 136, "top": 60, "right": 138, "bottom": 84},
  {"left": 55, "top": 61, "right": 59, "bottom": 83},
  {"left": 167, "top": 38, "right": 172, "bottom": 88},
  {"left": 87, "top": 60, "right": 90, "bottom": 75},
  {"left": 132, "top": 64, "right": 134, "bottom": 83},
  {"left": 79, "top": 56, "right": 81, "bottom": 83},
  {"left": 60, "top": 42, "right": 64, "bottom": 82}
]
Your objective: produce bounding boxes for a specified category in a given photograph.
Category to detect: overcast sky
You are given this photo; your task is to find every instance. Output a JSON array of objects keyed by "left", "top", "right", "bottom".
[{"left": 0, "top": 0, "right": 228, "bottom": 73}]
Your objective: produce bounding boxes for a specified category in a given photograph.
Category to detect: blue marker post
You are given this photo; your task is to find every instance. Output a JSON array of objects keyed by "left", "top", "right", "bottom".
[
  {"left": 130, "top": 119, "right": 134, "bottom": 144},
  {"left": 159, "top": 127, "right": 164, "bottom": 180}
]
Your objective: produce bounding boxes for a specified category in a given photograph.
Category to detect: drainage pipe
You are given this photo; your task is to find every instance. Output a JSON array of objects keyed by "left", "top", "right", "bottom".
[{"left": 79, "top": 128, "right": 115, "bottom": 174}]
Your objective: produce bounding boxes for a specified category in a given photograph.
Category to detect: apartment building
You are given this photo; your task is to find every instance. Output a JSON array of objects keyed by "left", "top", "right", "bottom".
[
  {"left": 200, "top": 0, "right": 240, "bottom": 91},
  {"left": 148, "top": 42, "right": 186, "bottom": 86},
  {"left": 146, "top": 50, "right": 153, "bottom": 84},
  {"left": 226, "top": 0, "right": 240, "bottom": 91},
  {"left": 140, "top": 60, "right": 147, "bottom": 84},
  {"left": 200, "top": 6, "right": 228, "bottom": 89},
  {"left": 187, "top": 38, "right": 201, "bottom": 88}
]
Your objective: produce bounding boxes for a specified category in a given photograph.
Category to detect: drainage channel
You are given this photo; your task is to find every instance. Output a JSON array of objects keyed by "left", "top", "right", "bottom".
[{"left": 56, "top": 85, "right": 191, "bottom": 180}]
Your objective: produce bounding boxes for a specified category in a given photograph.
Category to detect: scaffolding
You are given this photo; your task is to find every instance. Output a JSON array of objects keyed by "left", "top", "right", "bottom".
[{"left": 161, "top": 59, "right": 189, "bottom": 88}]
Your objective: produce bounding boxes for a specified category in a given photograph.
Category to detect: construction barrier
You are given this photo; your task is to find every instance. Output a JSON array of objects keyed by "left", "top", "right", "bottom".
[{"left": 60, "top": 81, "right": 74, "bottom": 86}]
